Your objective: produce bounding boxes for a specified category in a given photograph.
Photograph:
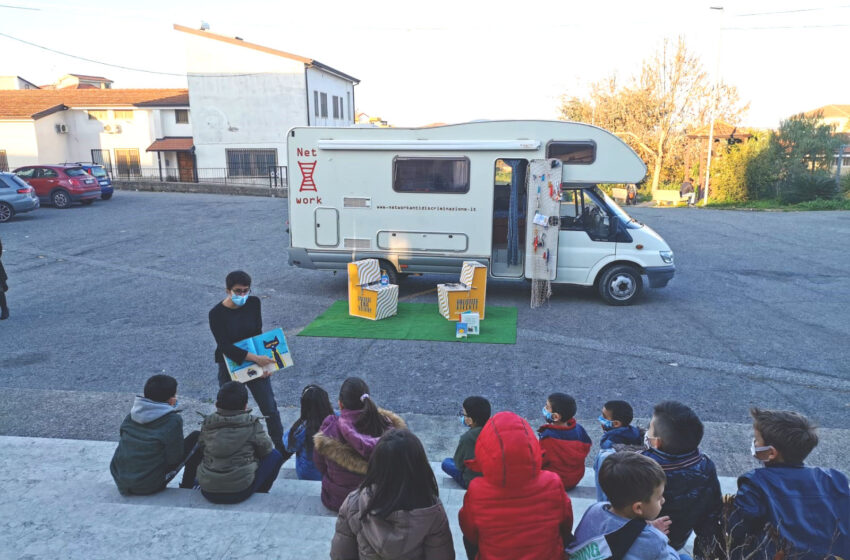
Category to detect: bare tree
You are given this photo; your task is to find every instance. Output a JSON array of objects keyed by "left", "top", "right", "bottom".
[{"left": 559, "top": 37, "right": 748, "bottom": 193}]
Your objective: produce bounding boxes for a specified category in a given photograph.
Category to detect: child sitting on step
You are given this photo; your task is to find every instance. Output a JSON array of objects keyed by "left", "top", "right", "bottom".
[
  {"left": 284, "top": 384, "right": 335, "bottom": 481},
  {"left": 594, "top": 399, "right": 644, "bottom": 501},
  {"left": 642, "top": 401, "right": 721, "bottom": 556},
  {"left": 331, "top": 429, "right": 455, "bottom": 560},
  {"left": 313, "top": 377, "right": 405, "bottom": 512},
  {"left": 727, "top": 407, "right": 849, "bottom": 559},
  {"left": 538, "top": 392, "right": 592, "bottom": 490},
  {"left": 110, "top": 374, "right": 201, "bottom": 495},
  {"left": 198, "top": 381, "right": 284, "bottom": 504},
  {"left": 441, "top": 395, "right": 491, "bottom": 489},
  {"left": 571, "top": 451, "right": 681, "bottom": 560}
]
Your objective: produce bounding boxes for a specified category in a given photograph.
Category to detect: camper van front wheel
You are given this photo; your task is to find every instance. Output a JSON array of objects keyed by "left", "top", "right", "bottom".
[{"left": 598, "top": 265, "right": 643, "bottom": 306}]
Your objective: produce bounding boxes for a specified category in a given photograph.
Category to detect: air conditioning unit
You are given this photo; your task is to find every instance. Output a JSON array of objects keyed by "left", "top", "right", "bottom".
[
  {"left": 103, "top": 124, "right": 122, "bottom": 134},
  {"left": 55, "top": 124, "right": 68, "bottom": 134}
]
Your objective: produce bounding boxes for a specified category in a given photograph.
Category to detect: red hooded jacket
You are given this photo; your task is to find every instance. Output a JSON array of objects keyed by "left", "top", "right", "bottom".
[
  {"left": 459, "top": 412, "right": 573, "bottom": 560},
  {"left": 538, "top": 419, "right": 592, "bottom": 490}
]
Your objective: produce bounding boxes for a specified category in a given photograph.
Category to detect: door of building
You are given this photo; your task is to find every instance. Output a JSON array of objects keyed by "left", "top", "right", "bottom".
[{"left": 177, "top": 152, "right": 195, "bottom": 182}]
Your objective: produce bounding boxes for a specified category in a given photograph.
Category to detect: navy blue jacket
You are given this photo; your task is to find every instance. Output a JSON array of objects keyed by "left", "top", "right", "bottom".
[
  {"left": 642, "top": 447, "right": 722, "bottom": 551},
  {"left": 729, "top": 463, "right": 850, "bottom": 559}
]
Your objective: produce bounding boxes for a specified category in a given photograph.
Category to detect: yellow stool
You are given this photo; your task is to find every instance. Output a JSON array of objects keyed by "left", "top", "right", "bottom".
[
  {"left": 437, "top": 261, "right": 487, "bottom": 320},
  {"left": 348, "top": 259, "right": 399, "bottom": 320}
]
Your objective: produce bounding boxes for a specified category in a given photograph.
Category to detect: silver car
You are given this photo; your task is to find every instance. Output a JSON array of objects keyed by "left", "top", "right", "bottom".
[{"left": 0, "top": 172, "right": 40, "bottom": 223}]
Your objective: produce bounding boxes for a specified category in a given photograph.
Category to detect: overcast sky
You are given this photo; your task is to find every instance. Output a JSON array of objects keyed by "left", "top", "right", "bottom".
[{"left": 1, "top": 0, "right": 847, "bottom": 128}]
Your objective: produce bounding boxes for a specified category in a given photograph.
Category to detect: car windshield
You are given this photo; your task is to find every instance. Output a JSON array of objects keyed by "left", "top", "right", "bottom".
[
  {"left": 593, "top": 186, "right": 637, "bottom": 224},
  {"left": 89, "top": 166, "right": 107, "bottom": 178},
  {"left": 65, "top": 167, "right": 87, "bottom": 177}
]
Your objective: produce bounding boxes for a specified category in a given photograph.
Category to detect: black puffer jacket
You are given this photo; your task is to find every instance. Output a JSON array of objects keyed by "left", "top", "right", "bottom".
[{"left": 642, "top": 447, "right": 722, "bottom": 553}]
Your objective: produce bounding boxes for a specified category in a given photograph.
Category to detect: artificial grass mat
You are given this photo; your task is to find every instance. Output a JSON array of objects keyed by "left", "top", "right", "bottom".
[{"left": 298, "top": 301, "right": 517, "bottom": 344}]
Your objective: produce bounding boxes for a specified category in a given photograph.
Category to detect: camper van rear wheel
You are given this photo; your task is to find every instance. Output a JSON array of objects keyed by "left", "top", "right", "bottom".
[
  {"left": 378, "top": 260, "right": 400, "bottom": 285},
  {"left": 598, "top": 265, "right": 643, "bottom": 306}
]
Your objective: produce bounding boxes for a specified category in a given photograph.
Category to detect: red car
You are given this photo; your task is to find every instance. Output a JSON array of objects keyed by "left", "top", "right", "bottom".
[{"left": 13, "top": 165, "right": 101, "bottom": 209}]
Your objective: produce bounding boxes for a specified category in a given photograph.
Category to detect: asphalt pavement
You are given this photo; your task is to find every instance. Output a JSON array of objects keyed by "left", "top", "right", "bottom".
[{"left": 0, "top": 191, "right": 848, "bottom": 476}]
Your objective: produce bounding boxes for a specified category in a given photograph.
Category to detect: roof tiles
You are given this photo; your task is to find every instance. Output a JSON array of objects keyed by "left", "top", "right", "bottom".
[{"left": 0, "top": 89, "right": 189, "bottom": 120}]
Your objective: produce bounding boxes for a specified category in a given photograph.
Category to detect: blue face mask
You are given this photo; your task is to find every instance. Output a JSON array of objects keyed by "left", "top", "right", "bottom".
[
  {"left": 172, "top": 400, "right": 179, "bottom": 409},
  {"left": 542, "top": 406, "right": 554, "bottom": 422},
  {"left": 231, "top": 293, "right": 248, "bottom": 307},
  {"left": 598, "top": 415, "right": 615, "bottom": 430},
  {"left": 460, "top": 415, "right": 468, "bottom": 427}
]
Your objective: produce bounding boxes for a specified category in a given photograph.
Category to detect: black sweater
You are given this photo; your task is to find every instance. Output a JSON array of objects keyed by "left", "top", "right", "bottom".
[{"left": 208, "top": 296, "right": 262, "bottom": 364}]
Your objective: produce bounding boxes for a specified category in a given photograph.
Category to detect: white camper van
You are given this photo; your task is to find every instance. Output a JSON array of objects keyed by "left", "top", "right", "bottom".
[{"left": 286, "top": 120, "right": 674, "bottom": 305}]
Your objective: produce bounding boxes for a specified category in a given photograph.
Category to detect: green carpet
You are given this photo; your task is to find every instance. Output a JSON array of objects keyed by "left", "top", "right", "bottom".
[{"left": 298, "top": 301, "right": 517, "bottom": 344}]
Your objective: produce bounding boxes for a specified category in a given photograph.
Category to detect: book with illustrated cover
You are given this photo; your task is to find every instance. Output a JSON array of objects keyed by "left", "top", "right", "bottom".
[{"left": 225, "top": 328, "right": 293, "bottom": 383}]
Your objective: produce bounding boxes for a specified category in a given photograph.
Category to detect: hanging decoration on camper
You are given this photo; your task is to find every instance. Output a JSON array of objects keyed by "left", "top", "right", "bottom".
[{"left": 526, "top": 159, "right": 561, "bottom": 309}]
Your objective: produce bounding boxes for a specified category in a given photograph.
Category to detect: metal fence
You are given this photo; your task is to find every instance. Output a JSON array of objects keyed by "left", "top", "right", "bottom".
[{"left": 111, "top": 166, "right": 287, "bottom": 190}]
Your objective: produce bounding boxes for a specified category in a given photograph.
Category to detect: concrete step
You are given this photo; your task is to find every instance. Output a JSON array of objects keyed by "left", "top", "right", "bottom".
[{"left": 0, "top": 435, "right": 745, "bottom": 559}]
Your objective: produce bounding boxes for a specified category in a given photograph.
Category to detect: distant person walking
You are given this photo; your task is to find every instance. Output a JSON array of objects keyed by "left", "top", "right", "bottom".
[
  {"left": 208, "top": 270, "right": 285, "bottom": 452},
  {"left": 0, "top": 237, "right": 8, "bottom": 320},
  {"left": 680, "top": 179, "right": 696, "bottom": 207}
]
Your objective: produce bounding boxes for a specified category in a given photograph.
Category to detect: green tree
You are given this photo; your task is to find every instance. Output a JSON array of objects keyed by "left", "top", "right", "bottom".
[
  {"left": 709, "top": 133, "right": 776, "bottom": 202},
  {"left": 770, "top": 112, "right": 840, "bottom": 201}
]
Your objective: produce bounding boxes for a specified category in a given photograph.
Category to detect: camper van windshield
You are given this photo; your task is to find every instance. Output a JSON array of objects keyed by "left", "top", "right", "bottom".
[{"left": 594, "top": 186, "right": 638, "bottom": 226}]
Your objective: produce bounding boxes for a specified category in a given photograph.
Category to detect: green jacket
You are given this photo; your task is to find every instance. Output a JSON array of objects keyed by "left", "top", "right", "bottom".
[
  {"left": 198, "top": 408, "right": 273, "bottom": 494},
  {"left": 110, "top": 396, "right": 184, "bottom": 495},
  {"left": 454, "top": 426, "right": 483, "bottom": 486}
]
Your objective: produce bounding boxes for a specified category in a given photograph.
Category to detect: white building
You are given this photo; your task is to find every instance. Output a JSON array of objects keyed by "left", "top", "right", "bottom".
[
  {"left": 0, "top": 89, "right": 191, "bottom": 178},
  {"left": 175, "top": 24, "right": 359, "bottom": 175},
  {"left": 0, "top": 76, "right": 40, "bottom": 91}
]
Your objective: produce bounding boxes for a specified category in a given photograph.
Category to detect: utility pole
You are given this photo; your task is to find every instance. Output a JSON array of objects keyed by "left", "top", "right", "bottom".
[{"left": 704, "top": 5, "right": 724, "bottom": 205}]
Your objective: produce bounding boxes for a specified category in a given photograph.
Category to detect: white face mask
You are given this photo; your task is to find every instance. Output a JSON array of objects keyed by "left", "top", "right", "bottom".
[
  {"left": 751, "top": 438, "right": 772, "bottom": 462},
  {"left": 644, "top": 432, "right": 654, "bottom": 450}
]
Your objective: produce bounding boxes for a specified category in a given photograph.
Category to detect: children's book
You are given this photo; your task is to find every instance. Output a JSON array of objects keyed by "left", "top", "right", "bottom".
[
  {"left": 225, "top": 328, "right": 293, "bottom": 383},
  {"left": 461, "top": 311, "right": 480, "bottom": 335},
  {"left": 456, "top": 322, "right": 468, "bottom": 339}
]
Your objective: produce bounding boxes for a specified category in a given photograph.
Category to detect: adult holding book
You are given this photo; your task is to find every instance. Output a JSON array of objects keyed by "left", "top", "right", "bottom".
[{"left": 209, "top": 270, "right": 284, "bottom": 452}]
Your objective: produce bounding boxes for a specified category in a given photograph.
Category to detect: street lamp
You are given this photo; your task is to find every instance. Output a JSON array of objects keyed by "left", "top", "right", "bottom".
[{"left": 704, "top": 5, "right": 724, "bottom": 205}]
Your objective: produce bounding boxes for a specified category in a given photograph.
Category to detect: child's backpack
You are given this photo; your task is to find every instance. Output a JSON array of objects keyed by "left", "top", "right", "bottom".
[{"left": 565, "top": 519, "right": 645, "bottom": 560}]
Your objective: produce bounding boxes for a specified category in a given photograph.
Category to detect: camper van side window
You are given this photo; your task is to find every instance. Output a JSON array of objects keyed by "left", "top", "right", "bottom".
[
  {"left": 546, "top": 141, "right": 596, "bottom": 164},
  {"left": 392, "top": 157, "right": 470, "bottom": 194}
]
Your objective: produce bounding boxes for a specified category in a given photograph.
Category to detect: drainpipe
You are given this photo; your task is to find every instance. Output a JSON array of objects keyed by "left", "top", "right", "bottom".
[{"left": 157, "top": 151, "right": 163, "bottom": 182}]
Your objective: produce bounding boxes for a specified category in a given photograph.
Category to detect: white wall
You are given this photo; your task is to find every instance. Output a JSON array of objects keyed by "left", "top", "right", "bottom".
[
  {"left": 0, "top": 120, "right": 39, "bottom": 168},
  {"left": 33, "top": 112, "right": 71, "bottom": 164},
  {"left": 182, "top": 32, "right": 311, "bottom": 168},
  {"left": 160, "top": 109, "right": 193, "bottom": 137},
  {"left": 306, "top": 68, "right": 355, "bottom": 127},
  {"left": 61, "top": 108, "right": 160, "bottom": 167}
]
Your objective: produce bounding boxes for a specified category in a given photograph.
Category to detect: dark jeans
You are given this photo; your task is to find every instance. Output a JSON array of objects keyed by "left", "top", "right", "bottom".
[
  {"left": 201, "top": 449, "right": 284, "bottom": 504},
  {"left": 0, "top": 290, "right": 7, "bottom": 313},
  {"left": 217, "top": 362, "right": 284, "bottom": 451},
  {"left": 441, "top": 458, "right": 468, "bottom": 489},
  {"left": 166, "top": 430, "right": 203, "bottom": 489},
  {"left": 463, "top": 536, "right": 478, "bottom": 560}
]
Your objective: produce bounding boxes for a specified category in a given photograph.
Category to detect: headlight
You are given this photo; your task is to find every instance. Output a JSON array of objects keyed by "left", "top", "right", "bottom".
[{"left": 660, "top": 250, "right": 674, "bottom": 264}]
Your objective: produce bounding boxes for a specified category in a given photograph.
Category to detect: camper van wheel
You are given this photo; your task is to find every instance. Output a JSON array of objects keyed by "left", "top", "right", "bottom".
[
  {"left": 598, "top": 265, "right": 643, "bottom": 306},
  {"left": 378, "top": 260, "right": 400, "bottom": 285}
]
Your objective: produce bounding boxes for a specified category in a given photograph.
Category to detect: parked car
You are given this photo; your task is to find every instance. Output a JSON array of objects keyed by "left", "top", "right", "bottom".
[
  {"left": 0, "top": 172, "right": 40, "bottom": 223},
  {"left": 63, "top": 162, "right": 113, "bottom": 200},
  {"left": 13, "top": 165, "right": 100, "bottom": 209}
]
